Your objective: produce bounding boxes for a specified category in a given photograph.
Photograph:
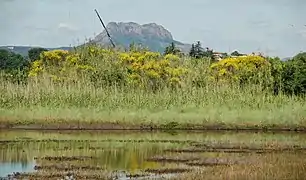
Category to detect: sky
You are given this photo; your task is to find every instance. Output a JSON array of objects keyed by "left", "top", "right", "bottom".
[{"left": 1, "top": 0, "right": 306, "bottom": 58}]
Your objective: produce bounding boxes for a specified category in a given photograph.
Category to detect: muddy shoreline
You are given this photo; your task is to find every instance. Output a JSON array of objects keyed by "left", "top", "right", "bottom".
[
  {"left": 2, "top": 130, "right": 306, "bottom": 180},
  {"left": 1, "top": 121, "right": 306, "bottom": 132}
]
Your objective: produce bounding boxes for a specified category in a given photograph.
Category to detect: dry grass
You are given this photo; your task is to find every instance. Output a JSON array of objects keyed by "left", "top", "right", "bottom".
[{"left": 175, "top": 153, "right": 306, "bottom": 180}]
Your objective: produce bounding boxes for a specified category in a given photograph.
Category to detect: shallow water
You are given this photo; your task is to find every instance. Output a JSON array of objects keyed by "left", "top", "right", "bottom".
[
  {"left": 0, "top": 162, "right": 36, "bottom": 178},
  {"left": 1, "top": 130, "right": 306, "bottom": 179}
]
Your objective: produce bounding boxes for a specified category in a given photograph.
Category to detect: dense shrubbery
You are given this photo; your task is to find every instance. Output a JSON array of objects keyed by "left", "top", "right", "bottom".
[
  {"left": 28, "top": 49, "right": 96, "bottom": 83},
  {"left": 1, "top": 44, "right": 306, "bottom": 96},
  {"left": 27, "top": 46, "right": 190, "bottom": 90},
  {"left": 210, "top": 55, "right": 271, "bottom": 84}
]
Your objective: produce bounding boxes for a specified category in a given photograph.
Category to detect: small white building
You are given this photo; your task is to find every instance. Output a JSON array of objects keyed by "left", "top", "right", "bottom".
[{"left": 213, "top": 52, "right": 226, "bottom": 61}]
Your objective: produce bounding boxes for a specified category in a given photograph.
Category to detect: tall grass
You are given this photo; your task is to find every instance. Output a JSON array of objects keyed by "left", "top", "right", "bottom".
[{"left": 0, "top": 46, "right": 305, "bottom": 127}]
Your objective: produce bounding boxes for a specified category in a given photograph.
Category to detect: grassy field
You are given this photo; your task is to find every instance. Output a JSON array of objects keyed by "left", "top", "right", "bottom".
[{"left": 1, "top": 80, "right": 305, "bottom": 130}]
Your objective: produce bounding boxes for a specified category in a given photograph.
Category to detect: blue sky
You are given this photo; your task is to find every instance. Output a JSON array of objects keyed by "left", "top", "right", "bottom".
[{"left": 1, "top": 0, "right": 306, "bottom": 58}]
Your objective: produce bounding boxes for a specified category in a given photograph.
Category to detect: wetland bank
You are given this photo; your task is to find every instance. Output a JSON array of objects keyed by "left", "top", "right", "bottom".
[
  {"left": 1, "top": 0, "right": 306, "bottom": 178},
  {"left": 1, "top": 45, "right": 306, "bottom": 131},
  {"left": 1, "top": 37, "right": 306, "bottom": 179},
  {"left": 1, "top": 130, "right": 306, "bottom": 179}
]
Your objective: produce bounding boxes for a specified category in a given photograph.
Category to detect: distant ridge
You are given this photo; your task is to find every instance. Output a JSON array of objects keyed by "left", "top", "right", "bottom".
[
  {"left": 281, "top": 57, "right": 292, "bottom": 61},
  {"left": 2, "top": 22, "right": 296, "bottom": 59},
  {"left": 0, "top": 46, "right": 72, "bottom": 57}
]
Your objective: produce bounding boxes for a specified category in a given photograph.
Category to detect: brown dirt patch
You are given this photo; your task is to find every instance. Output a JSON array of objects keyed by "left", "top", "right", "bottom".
[
  {"left": 1, "top": 120, "right": 306, "bottom": 132},
  {"left": 185, "top": 157, "right": 249, "bottom": 167},
  {"left": 33, "top": 165, "right": 104, "bottom": 171},
  {"left": 164, "top": 148, "right": 269, "bottom": 154},
  {"left": 145, "top": 168, "right": 191, "bottom": 174},
  {"left": 146, "top": 156, "right": 201, "bottom": 163},
  {"left": 174, "top": 153, "right": 306, "bottom": 180},
  {"left": 0, "top": 139, "right": 195, "bottom": 145},
  {"left": 34, "top": 156, "right": 96, "bottom": 161},
  {"left": 9, "top": 172, "right": 110, "bottom": 180},
  {"left": 190, "top": 143, "right": 306, "bottom": 152}
]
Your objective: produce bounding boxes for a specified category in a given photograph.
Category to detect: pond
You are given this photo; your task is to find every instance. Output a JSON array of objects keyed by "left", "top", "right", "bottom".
[{"left": 1, "top": 130, "right": 306, "bottom": 179}]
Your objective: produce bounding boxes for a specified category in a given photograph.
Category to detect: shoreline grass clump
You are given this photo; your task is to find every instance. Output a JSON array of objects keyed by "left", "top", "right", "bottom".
[{"left": 0, "top": 44, "right": 306, "bottom": 130}]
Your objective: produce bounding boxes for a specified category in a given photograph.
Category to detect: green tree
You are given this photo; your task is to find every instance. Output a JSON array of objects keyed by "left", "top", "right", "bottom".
[
  {"left": 189, "top": 41, "right": 216, "bottom": 60},
  {"left": 194, "top": 41, "right": 204, "bottom": 58},
  {"left": 281, "top": 60, "right": 296, "bottom": 95},
  {"left": 266, "top": 56, "right": 284, "bottom": 95},
  {"left": 0, "top": 49, "right": 28, "bottom": 70},
  {"left": 128, "top": 42, "right": 149, "bottom": 52},
  {"left": 164, "top": 42, "right": 181, "bottom": 55},
  {"left": 278, "top": 52, "right": 306, "bottom": 96},
  {"left": 231, "top": 50, "right": 243, "bottom": 56},
  {"left": 28, "top": 47, "right": 48, "bottom": 62},
  {"left": 203, "top": 47, "right": 214, "bottom": 60},
  {"left": 129, "top": 42, "right": 137, "bottom": 52},
  {"left": 0, "top": 49, "right": 29, "bottom": 84},
  {"left": 189, "top": 44, "right": 196, "bottom": 57},
  {"left": 189, "top": 41, "right": 205, "bottom": 59},
  {"left": 283, "top": 52, "right": 306, "bottom": 95}
]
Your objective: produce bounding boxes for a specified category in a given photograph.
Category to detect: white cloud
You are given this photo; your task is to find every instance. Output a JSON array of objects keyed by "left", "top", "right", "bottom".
[{"left": 57, "top": 22, "right": 78, "bottom": 32}]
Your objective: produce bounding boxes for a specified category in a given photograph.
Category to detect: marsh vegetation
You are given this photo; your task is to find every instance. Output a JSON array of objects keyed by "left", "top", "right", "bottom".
[
  {"left": 1, "top": 130, "right": 306, "bottom": 179},
  {"left": 1, "top": 45, "right": 306, "bottom": 130}
]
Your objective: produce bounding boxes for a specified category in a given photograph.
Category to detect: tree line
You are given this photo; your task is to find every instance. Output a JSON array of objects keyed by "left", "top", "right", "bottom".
[
  {"left": 0, "top": 43, "right": 306, "bottom": 96},
  {"left": 0, "top": 47, "right": 48, "bottom": 83},
  {"left": 163, "top": 41, "right": 246, "bottom": 60}
]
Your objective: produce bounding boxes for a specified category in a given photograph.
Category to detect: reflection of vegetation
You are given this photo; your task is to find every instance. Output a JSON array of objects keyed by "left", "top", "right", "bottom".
[
  {"left": 0, "top": 141, "right": 167, "bottom": 171},
  {"left": 1, "top": 131, "right": 306, "bottom": 166},
  {"left": 0, "top": 148, "right": 31, "bottom": 165},
  {"left": 1, "top": 130, "right": 306, "bottom": 179}
]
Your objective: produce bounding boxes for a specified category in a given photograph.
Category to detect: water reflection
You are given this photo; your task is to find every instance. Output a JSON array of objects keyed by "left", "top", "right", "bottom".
[
  {"left": 0, "top": 140, "right": 173, "bottom": 177},
  {"left": 0, "top": 161, "right": 35, "bottom": 177},
  {"left": 1, "top": 130, "right": 306, "bottom": 178}
]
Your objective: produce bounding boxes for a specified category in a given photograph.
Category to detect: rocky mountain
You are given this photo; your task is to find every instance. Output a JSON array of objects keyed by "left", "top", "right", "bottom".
[
  {"left": 92, "top": 22, "right": 191, "bottom": 53},
  {"left": 1, "top": 22, "right": 191, "bottom": 56}
]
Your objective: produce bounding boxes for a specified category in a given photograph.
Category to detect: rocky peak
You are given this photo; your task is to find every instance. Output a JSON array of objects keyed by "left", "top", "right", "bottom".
[
  {"left": 141, "top": 23, "right": 173, "bottom": 40},
  {"left": 102, "top": 22, "right": 173, "bottom": 40},
  {"left": 93, "top": 21, "right": 190, "bottom": 53}
]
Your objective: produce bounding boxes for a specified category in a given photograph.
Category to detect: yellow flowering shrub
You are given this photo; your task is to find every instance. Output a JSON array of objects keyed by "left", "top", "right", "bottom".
[
  {"left": 118, "top": 51, "right": 188, "bottom": 88},
  {"left": 80, "top": 45, "right": 116, "bottom": 61},
  {"left": 28, "top": 49, "right": 95, "bottom": 82},
  {"left": 28, "top": 60, "right": 43, "bottom": 77},
  {"left": 28, "top": 44, "right": 190, "bottom": 88},
  {"left": 210, "top": 55, "right": 271, "bottom": 83}
]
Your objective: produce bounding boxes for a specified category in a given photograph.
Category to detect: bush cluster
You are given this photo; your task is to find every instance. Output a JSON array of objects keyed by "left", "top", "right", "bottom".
[
  {"left": 210, "top": 55, "right": 271, "bottom": 84},
  {"left": 27, "top": 46, "right": 189, "bottom": 90},
  {"left": 1, "top": 44, "right": 306, "bottom": 96}
]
